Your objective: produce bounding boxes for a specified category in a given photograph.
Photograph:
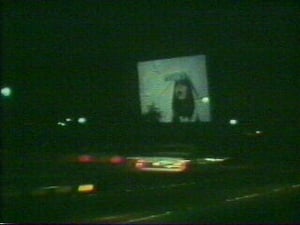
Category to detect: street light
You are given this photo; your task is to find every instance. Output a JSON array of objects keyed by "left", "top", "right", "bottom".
[
  {"left": 57, "top": 122, "right": 66, "bottom": 126},
  {"left": 201, "top": 97, "right": 210, "bottom": 103},
  {"left": 1, "top": 87, "right": 12, "bottom": 97},
  {"left": 78, "top": 117, "right": 87, "bottom": 124},
  {"left": 229, "top": 119, "right": 238, "bottom": 125}
]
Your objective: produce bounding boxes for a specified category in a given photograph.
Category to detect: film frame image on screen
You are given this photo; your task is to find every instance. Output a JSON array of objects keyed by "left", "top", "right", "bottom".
[{"left": 138, "top": 55, "right": 211, "bottom": 123}]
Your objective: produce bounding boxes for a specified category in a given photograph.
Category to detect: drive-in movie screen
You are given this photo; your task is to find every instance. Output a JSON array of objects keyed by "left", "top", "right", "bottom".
[{"left": 138, "top": 55, "right": 211, "bottom": 123}]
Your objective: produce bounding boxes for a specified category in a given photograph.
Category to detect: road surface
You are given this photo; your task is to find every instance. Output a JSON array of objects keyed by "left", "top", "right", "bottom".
[{"left": 2, "top": 152, "right": 300, "bottom": 223}]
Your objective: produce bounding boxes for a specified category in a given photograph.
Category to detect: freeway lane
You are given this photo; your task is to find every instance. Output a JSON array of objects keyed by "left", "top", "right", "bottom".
[
  {"left": 3, "top": 161, "right": 299, "bottom": 223},
  {"left": 77, "top": 165, "right": 300, "bottom": 224},
  {"left": 110, "top": 184, "right": 300, "bottom": 224}
]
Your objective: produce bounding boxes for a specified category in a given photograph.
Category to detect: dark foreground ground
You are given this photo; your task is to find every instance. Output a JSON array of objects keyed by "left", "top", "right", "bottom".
[{"left": 2, "top": 147, "right": 300, "bottom": 224}]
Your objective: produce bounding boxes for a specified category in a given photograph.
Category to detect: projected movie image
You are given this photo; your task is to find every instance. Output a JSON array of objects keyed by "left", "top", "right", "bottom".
[{"left": 138, "top": 55, "right": 211, "bottom": 123}]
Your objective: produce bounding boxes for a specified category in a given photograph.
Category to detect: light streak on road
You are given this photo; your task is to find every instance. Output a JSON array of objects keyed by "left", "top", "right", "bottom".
[
  {"left": 225, "top": 183, "right": 300, "bottom": 203},
  {"left": 226, "top": 193, "right": 260, "bottom": 202},
  {"left": 124, "top": 211, "right": 173, "bottom": 223}
]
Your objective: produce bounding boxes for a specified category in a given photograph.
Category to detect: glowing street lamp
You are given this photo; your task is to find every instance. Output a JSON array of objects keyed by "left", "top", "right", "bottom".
[
  {"left": 78, "top": 117, "right": 87, "bottom": 124},
  {"left": 201, "top": 97, "right": 210, "bottom": 103},
  {"left": 65, "top": 118, "right": 72, "bottom": 122},
  {"left": 57, "top": 122, "right": 66, "bottom": 126},
  {"left": 1, "top": 87, "right": 12, "bottom": 97},
  {"left": 229, "top": 119, "right": 238, "bottom": 125}
]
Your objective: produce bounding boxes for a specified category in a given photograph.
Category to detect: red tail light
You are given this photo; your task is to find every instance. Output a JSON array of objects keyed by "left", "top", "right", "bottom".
[
  {"left": 78, "top": 155, "right": 96, "bottom": 164},
  {"left": 110, "top": 156, "right": 126, "bottom": 165}
]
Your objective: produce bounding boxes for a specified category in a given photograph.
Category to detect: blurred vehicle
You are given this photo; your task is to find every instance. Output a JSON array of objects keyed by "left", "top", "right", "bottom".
[
  {"left": 124, "top": 144, "right": 234, "bottom": 173},
  {"left": 132, "top": 157, "right": 191, "bottom": 172},
  {"left": 123, "top": 144, "right": 191, "bottom": 172},
  {"left": 63, "top": 152, "right": 127, "bottom": 166}
]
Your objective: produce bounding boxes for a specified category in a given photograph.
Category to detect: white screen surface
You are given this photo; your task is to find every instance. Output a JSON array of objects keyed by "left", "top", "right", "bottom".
[{"left": 138, "top": 55, "right": 211, "bottom": 123}]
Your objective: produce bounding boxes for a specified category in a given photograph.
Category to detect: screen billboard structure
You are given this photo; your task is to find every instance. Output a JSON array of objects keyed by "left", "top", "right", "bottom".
[{"left": 138, "top": 55, "right": 211, "bottom": 123}]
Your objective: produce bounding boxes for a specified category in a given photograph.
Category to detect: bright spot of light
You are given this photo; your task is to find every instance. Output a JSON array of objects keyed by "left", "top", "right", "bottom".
[
  {"left": 57, "top": 122, "right": 66, "bottom": 126},
  {"left": 1, "top": 87, "right": 12, "bottom": 97},
  {"left": 229, "top": 119, "right": 238, "bottom": 125},
  {"left": 256, "top": 130, "right": 262, "bottom": 134},
  {"left": 78, "top": 117, "right": 87, "bottom": 124},
  {"left": 65, "top": 118, "right": 72, "bottom": 122},
  {"left": 204, "top": 158, "right": 228, "bottom": 162},
  {"left": 201, "top": 97, "right": 210, "bottom": 103},
  {"left": 78, "top": 184, "right": 95, "bottom": 193}
]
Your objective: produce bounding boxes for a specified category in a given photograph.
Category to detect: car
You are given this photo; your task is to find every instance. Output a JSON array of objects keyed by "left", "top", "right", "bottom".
[{"left": 128, "top": 156, "right": 191, "bottom": 172}]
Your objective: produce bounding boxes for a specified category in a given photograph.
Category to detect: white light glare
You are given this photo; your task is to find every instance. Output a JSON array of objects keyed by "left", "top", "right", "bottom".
[
  {"left": 78, "top": 117, "right": 87, "bottom": 124},
  {"left": 256, "top": 130, "right": 262, "bottom": 134},
  {"left": 229, "top": 119, "right": 238, "bottom": 125},
  {"left": 204, "top": 158, "right": 228, "bottom": 162},
  {"left": 201, "top": 97, "right": 210, "bottom": 103},
  {"left": 65, "top": 118, "right": 72, "bottom": 122},
  {"left": 57, "top": 122, "right": 66, "bottom": 126},
  {"left": 1, "top": 87, "right": 12, "bottom": 97}
]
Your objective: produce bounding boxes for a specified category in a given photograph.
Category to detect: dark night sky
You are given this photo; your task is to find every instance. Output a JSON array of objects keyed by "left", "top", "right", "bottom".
[{"left": 2, "top": 1, "right": 300, "bottom": 147}]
